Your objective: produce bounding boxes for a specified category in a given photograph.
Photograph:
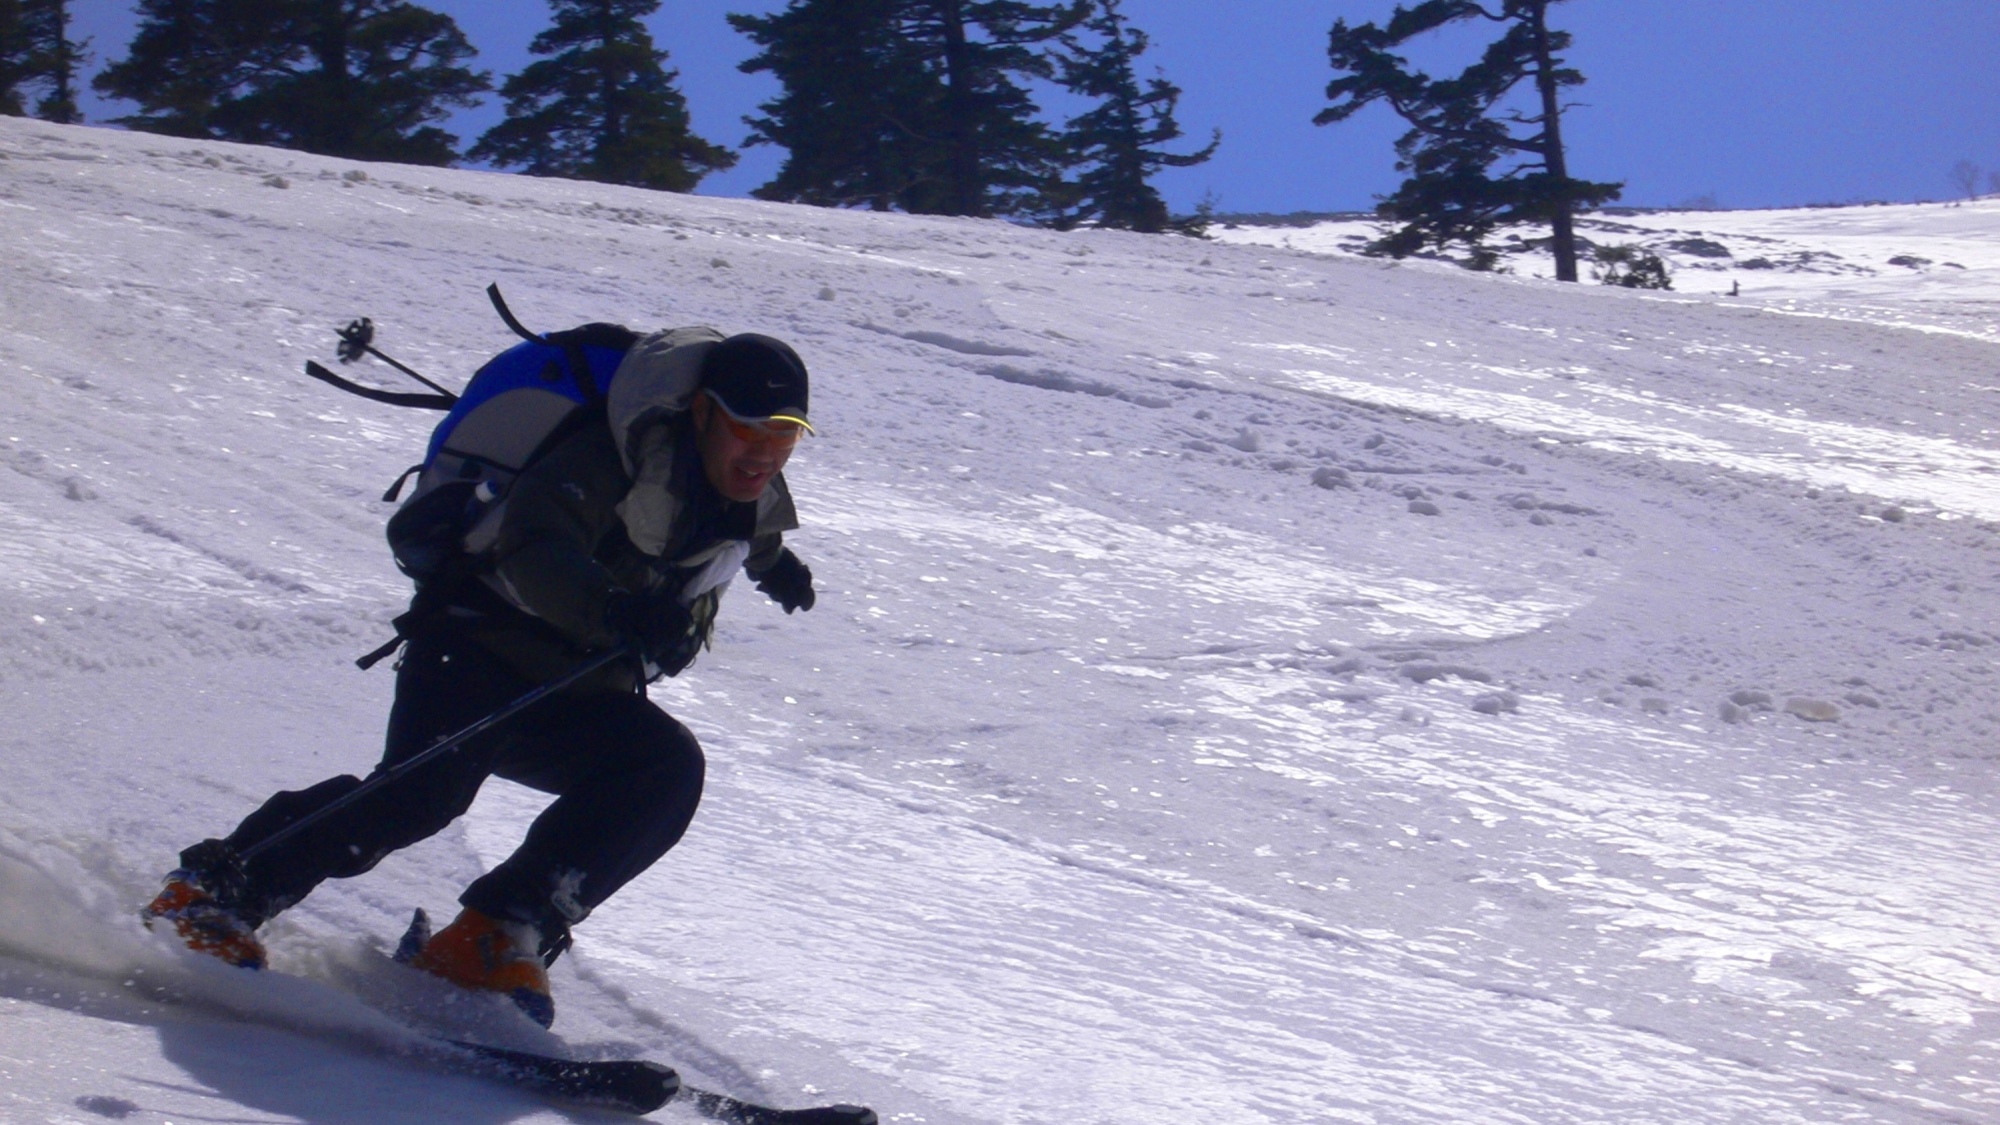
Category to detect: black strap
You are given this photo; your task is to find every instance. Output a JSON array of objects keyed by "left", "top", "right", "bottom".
[
  {"left": 355, "top": 634, "right": 405, "bottom": 671},
  {"left": 306, "top": 361, "right": 455, "bottom": 410},
  {"left": 561, "top": 339, "right": 604, "bottom": 405},
  {"left": 488, "top": 283, "right": 543, "bottom": 344},
  {"left": 538, "top": 927, "right": 573, "bottom": 967},
  {"left": 354, "top": 585, "right": 463, "bottom": 671},
  {"left": 381, "top": 463, "right": 424, "bottom": 503},
  {"left": 488, "top": 284, "right": 606, "bottom": 405},
  {"left": 549, "top": 323, "right": 639, "bottom": 406}
]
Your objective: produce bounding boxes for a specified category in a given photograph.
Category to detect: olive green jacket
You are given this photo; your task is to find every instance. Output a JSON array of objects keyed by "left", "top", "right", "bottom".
[{"left": 457, "top": 415, "right": 797, "bottom": 689}]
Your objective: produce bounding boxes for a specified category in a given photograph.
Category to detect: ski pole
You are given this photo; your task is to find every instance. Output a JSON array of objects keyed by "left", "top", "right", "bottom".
[
  {"left": 336, "top": 317, "right": 460, "bottom": 402},
  {"left": 239, "top": 645, "right": 632, "bottom": 863}
]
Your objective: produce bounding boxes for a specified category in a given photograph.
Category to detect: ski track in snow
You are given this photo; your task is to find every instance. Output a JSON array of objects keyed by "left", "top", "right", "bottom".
[{"left": 1, "top": 116, "right": 1997, "bottom": 1124}]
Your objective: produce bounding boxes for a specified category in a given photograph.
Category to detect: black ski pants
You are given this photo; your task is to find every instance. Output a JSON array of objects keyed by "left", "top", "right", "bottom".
[{"left": 218, "top": 629, "right": 705, "bottom": 954}]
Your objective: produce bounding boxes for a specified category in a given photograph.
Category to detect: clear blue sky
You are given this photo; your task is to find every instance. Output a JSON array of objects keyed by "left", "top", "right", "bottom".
[{"left": 67, "top": 1, "right": 2000, "bottom": 214}]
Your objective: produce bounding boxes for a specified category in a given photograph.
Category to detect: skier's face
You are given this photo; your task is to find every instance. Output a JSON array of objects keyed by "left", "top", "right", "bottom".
[{"left": 692, "top": 393, "right": 797, "bottom": 502}]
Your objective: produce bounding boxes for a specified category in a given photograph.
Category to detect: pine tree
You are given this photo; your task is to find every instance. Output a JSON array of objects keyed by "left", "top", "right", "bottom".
[
  {"left": 731, "top": 0, "right": 1086, "bottom": 218},
  {"left": 95, "top": 0, "right": 488, "bottom": 165},
  {"left": 730, "top": 0, "right": 929, "bottom": 210},
  {"left": 1052, "top": 0, "right": 1216, "bottom": 233},
  {"left": 221, "top": 1, "right": 490, "bottom": 164},
  {"left": 1315, "top": 0, "right": 1620, "bottom": 279},
  {"left": 471, "top": 0, "right": 734, "bottom": 191},
  {"left": 21, "top": 0, "right": 86, "bottom": 122},
  {"left": 907, "top": 0, "right": 1087, "bottom": 218},
  {"left": 0, "top": 0, "right": 31, "bottom": 116},
  {"left": 92, "top": 0, "right": 284, "bottom": 138},
  {"left": 3, "top": 0, "right": 88, "bottom": 120}
]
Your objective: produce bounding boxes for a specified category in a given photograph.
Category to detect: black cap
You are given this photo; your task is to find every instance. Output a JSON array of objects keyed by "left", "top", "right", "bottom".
[{"left": 700, "top": 333, "right": 811, "bottom": 428}]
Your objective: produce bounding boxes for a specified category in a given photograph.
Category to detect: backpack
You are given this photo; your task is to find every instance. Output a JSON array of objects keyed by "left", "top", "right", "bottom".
[
  {"left": 382, "top": 321, "right": 636, "bottom": 586},
  {"left": 306, "top": 286, "right": 719, "bottom": 667}
]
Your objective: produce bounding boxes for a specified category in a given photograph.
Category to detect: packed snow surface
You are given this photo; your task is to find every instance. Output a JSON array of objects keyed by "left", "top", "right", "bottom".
[{"left": 1, "top": 117, "right": 1997, "bottom": 1124}]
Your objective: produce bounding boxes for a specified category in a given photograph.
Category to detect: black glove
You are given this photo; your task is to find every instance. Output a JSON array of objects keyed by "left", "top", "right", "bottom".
[
  {"left": 753, "top": 549, "right": 815, "bottom": 614},
  {"left": 603, "top": 589, "right": 699, "bottom": 672}
]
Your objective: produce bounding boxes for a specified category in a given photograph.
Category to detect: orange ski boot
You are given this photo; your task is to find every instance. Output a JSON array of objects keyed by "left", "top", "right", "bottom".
[
  {"left": 142, "top": 870, "right": 268, "bottom": 970},
  {"left": 402, "top": 907, "right": 554, "bottom": 1028}
]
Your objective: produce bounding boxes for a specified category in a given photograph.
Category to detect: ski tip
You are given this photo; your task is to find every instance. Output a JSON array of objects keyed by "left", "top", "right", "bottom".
[
  {"left": 392, "top": 907, "right": 431, "bottom": 964},
  {"left": 636, "top": 1059, "right": 682, "bottom": 1088},
  {"left": 687, "top": 1092, "right": 878, "bottom": 1125},
  {"left": 627, "top": 1061, "right": 681, "bottom": 1113},
  {"left": 800, "top": 1106, "right": 878, "bottom": 1125},
  {"left": 446, "top": 1039, "right": 679, "bottom": 1114}
]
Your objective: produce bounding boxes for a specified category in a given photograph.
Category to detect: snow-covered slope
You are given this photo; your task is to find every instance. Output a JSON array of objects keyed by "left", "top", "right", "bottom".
[
  {"left": 1214, "top": 199, "right": 2000, "bottom": 333},
  {"left": 1, "top": 116, "right": 1996, "bottom": 1124}
]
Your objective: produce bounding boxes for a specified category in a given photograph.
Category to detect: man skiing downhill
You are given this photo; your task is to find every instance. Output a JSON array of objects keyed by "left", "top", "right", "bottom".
[{"left": 142, "top": 328, "right": 818, "bottom": 1029}]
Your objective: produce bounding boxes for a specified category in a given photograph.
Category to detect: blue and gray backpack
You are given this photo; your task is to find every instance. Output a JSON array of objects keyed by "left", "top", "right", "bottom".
[{"left": 305, "top": 286, "right": 713, "bottom": 667}]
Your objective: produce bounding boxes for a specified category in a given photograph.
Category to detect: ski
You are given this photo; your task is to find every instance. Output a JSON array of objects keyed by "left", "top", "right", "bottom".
[
  {"left": 395, "top": 916, "right": 873, "bottom": 1121},
  {"left": 448, "top": 1041, "right": 877, "bottom": 1124},
  {"left": 686, "top": 1085, "right": 880, "bottom": 1125},
  {"left": 448, "top": 1040, "right": 679, "bottom": 1115}
]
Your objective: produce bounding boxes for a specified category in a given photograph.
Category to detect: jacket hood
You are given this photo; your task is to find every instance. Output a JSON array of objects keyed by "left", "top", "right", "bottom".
[{"left": 605, "top": 326, "right": 725, "bottom": 475}]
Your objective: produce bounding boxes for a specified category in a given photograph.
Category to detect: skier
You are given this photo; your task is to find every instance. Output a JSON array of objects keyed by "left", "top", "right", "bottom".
[{"left": 141, "top": 330, "right": 818, "bottom": 1028}]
